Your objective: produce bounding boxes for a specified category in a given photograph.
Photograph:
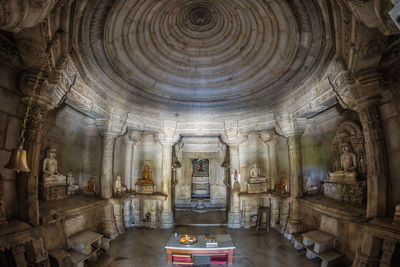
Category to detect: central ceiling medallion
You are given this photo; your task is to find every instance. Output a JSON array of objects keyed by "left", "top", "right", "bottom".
[{"left": 188, "top": 6, "right": 212, "bottom": 26}]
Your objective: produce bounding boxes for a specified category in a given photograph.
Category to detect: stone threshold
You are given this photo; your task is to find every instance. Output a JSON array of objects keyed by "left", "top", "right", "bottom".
[
  {"left": 360, "top": 218, "right": 400, "bottom": 241},
  {"left": 39, "top": 195, "right": 108, "bottom": 225},
  {"left": 298, "top": 194, "right": 366, "bottom": 220}
]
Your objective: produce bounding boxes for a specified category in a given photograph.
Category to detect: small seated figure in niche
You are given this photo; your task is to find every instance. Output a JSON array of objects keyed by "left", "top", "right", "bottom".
[
  {"left": 329, "top": 142, "right": 358, "bottom": 183},
  {"left": 137, "top": 165, "right": 153, "bottom": 185},
  {"left": 114, "top": 174, "right": 127, "bottom": 195},
  {"left": 249, "top": 163, "right": 266, "bottom": 183},
  {"left": 393, "top": 205, "right": 400, "bottom": 226},
  {"left": 306, "top": 177, "right": 319, "bottom": 194},
  {"left": 83, "top": 177, "right": 96, "bottom": 195},
  {"left": 42, "top": 147, "right": 66, "bottom": 185},
  {"left": 67, "top": 170, "right": 80, "bottom": 195},
  {"left": 275, "top": 173, "right": 287, "bottom": 194}
]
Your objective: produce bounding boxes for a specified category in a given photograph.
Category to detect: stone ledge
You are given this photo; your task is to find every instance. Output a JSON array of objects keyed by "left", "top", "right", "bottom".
[
  {"left": 359, "top": 218, "right": 400, "bottom": 242},
  {"left": 39, "top": 195, "right": 108, "bottom": 225},
  {"left": 298, "top": 195, "right": 366, "bottom": 221}
]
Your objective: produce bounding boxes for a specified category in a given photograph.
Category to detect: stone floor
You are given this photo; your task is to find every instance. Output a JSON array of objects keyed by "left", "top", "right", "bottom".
[
  {"left": 175, "top": 211, "right": 227, "bottom": 226},
  {"left": 90, "top": 226, "right": 321, "bottom": 267}
]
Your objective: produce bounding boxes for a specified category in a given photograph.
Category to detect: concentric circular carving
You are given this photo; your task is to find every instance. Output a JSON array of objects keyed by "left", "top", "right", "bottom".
[{"left": 74, "top": 0, "right": 330, "bottom": 112}]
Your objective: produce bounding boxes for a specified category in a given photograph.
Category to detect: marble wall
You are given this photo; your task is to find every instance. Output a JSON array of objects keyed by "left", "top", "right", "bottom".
[
  {"left": 41, "top": 106, "right": 102, "bottom": 190},
  {"left": 301, "top": 107, "right": 359, "bottom": 192},
  {"left": 0, "top": 74, "right": 23, "bottom": 220},
  {"left": 239, "top": 134, "right": 269, "bottom": 191}
]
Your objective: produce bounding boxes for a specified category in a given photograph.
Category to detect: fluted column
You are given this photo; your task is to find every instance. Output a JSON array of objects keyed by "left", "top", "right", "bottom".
[
  {"left": 277, "top": 116, "right": 306, "bottom": 235},
  {"left": 101, "top": 134, "right": 117, "bottom": 199}
]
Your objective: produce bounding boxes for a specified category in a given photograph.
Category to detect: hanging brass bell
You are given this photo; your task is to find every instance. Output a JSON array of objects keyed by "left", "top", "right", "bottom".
[{"left": 4, "top": 147, "right": 30, "bottom": 173}]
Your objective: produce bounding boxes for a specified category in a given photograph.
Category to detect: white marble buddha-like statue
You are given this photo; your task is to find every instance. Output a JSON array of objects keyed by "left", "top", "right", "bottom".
[
  {"left": 114, "top": 174, "right": 127, "bottom": 195},
  {"left": 329, "top": 142, "right": 358, "bottom": 183},
  {"left": 42, "top": 147, "right": 66, "bottom": 185},
  {"left": 67, "top": 170, "right": 80, "bottom": 195},
  {"left": 249, "top": 163, "right": 266, "bottom": 183}
]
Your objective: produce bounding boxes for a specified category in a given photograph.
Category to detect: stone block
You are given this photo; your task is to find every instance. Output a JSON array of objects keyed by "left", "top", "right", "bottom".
[{"left": 306, "top": 249, "right": 318, "bottom": 259}]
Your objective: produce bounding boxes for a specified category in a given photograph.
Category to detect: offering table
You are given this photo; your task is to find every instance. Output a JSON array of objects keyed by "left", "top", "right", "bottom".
[{"left": 165, "top": 234, "right": 235, "bottom": 265}]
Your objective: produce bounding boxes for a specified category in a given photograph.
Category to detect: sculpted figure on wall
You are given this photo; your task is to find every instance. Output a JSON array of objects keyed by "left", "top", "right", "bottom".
[
  {"left": 42, "top": 147, "right": 66, "bottom": 185},
  {"left": 137, "top": 165, "right": 153, "bottom": 185},
  {"left": 83, "top": 177, "right": 96, "bottom": 195},
  {"left": 328, "top": 121, "right": 366, "bottom": 184},
  {"left": 114, "top": 174, "right": 127, "bottom": 195},
  {"left": 67, "top": 170, "right": 80, "bottom": 195}
]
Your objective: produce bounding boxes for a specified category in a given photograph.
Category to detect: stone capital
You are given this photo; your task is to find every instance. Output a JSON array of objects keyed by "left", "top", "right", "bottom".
[
  {"left": 96, "top": 112, "right": 127, "bottom": 137},
  {"left": 124, "top": 130, "right": 143, "bottom": 144},
  {"left": 155, "top": 120, "right": 179, "bottom": 146},
  {"left": 275, "top": 115, "right": 307, "bottom": 138},
  {"left": 258, "top": 130, "right": 278, "bottom": 145}
]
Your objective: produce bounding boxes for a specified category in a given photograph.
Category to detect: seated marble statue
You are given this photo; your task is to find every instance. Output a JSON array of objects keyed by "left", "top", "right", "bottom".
[
  {"left": 329, "top": 143, "right": 358, "bottom": 183},
  {"left": 275, "top": 173, "right": 287, "bottom": 194},
  {"left": 83, "top": 177, "right": 96, "bottom": 195},
  {"left": 137, "top": 165, "right": 153, "bottom": 185},
  {"left": 114, "top": 174, "right": 127, "bottom": 195},
  {"left": 67, "top": 170, "right": 80, "bottom": 195},
  {"left": 248, "top": 163, "right": 266, "bottom": 183},
  {"left": 42, "top": 147, "right": 66, "bottom": 185}
]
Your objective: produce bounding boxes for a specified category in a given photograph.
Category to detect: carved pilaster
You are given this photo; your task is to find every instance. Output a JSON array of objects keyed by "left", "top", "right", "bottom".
[
  {"left": 18, "top": 103, "right": 49, "bottom": 225},
  {"left": 329, "top": 63, "right": 388, "bottom": 218},
  {"left": 379, "top": 239, "right": 396, "bottom": 267}
]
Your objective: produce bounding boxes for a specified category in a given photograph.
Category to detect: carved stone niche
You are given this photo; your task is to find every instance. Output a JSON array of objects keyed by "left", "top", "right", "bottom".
[{"left": 323, "top": 121, "right": 367, "bottom": 204}]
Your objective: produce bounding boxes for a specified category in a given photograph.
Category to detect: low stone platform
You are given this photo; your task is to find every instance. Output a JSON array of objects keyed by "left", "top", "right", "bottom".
[{"left": 39, "top": 195, "right": 108, "bottom": 225}]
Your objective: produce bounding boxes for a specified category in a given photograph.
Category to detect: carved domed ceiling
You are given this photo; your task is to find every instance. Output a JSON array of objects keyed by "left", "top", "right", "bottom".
[{"left": 72, "top": 0, "right": 333, "bottom": 113}]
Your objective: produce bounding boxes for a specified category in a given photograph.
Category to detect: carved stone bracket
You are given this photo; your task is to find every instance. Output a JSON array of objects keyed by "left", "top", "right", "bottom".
[{"left": 0, "top": 0, "right": 58, "bottom": 32}]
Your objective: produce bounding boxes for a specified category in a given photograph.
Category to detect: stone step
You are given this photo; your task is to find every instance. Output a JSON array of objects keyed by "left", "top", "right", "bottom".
[
  {"left": 302, "top": 230, "right": 336, "bottom": 253},
  {"left": 293, "top": 233, "right": 342, "bottom": 267}
]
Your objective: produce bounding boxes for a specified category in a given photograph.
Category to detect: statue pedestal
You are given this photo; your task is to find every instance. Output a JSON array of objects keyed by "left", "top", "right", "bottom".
[
  {"left": 322, "top": 180, "right": 365, "bottom": 204},
  {"left": 246, "top": 179, "right": 268, "bottom": 194},
  {"left": 41, "top": 180, "right": 67, "bottom": 201},
  {"left": 135, "top": 184, "right": 155, "bottom": 194}
]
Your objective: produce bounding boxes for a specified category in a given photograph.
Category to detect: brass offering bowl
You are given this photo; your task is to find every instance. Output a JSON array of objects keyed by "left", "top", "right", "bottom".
[{"left": 178, "top": 234, "right": 198, "bottom": 245}]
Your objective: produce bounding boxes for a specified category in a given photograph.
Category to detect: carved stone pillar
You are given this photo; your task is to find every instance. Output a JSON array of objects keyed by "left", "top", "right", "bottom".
[
  {"left": 329, "top": 65, "right": 388, "bottom": 218},
  {"left": 259, "top": 131, "right": 279, "bottom": 190},
  {"left": 379, "top": 239, "right": 396, "bottom": 267},
  {"left": 276, "top": 116, "right": 306, "bottom": 235},
  {"left": 267, "top": 140, "right": 278, "bottom": 190},
  {"left": 357, "top": 105, "right": 387, "bottom": 217},
  {"left": 101, "top": 134, "right": 117, "bottom": 199},
  {"left": 160, "top": 142, "right": 173, "bottom": 229},
  {"left": 157, "top": 120, "right": 179, "bottom": 229},
  {"left": 352, "top": 233, "right": 381, "bottom": 267}
]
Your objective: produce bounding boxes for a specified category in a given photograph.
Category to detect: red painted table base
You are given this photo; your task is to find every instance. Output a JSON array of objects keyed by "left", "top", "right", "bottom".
[{"left": 166, "top": 248, "right": 234, "bottom": 265}]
